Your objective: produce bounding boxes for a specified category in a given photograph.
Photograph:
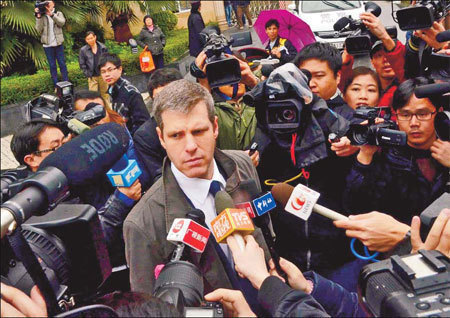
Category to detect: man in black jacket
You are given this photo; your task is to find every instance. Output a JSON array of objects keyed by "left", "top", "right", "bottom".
[
  {"left": 99, "top": 53, "right": 150, "bottom": 135},
  {"left": 264, "top": 19, "right": 297, "bottom": 65},
  {"left": 79, "top": 31, "right": 109, "bottom": 106}
]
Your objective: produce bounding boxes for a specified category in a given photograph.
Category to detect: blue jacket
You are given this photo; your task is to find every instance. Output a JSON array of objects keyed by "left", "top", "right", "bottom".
[
  {"left": 258, "top": 272, "right": 366, "bottom": 317},
  {"left": 343, "top": 145, "right": 449, "bottom": 224}
]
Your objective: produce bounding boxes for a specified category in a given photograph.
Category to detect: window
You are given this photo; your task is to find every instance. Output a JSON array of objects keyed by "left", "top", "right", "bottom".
[{"left": 176, "top": 0, "right": 190, "bottom": 13}]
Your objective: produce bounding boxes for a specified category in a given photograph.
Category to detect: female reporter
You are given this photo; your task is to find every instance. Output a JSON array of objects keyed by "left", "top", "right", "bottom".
[{"left": 342, "top": 67, "right": 381, "bottom": 110}]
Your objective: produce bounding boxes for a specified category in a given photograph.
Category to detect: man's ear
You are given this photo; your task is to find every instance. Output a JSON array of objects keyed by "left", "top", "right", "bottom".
[
  {"left": 118, "top": 66, "right": 123, "bottom": 74},
  {"left": 156, "top": 126, "right": 166, "bottom": 150},
  {"left": 336, "top": 70, "right": 342, "bottom": 86},
  {"left": 213, "top": 116, "right": 219, "bottom": 140},
  {"left": 23, "top": 154, "right": 38, "bottom": 171}
]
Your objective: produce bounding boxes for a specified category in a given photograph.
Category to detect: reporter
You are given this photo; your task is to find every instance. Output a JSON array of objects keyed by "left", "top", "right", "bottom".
[{"left": 342, "top": 67, "right": 381, "bottom": 110}]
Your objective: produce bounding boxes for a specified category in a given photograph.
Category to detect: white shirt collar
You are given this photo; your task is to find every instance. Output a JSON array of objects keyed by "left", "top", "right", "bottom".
[
  {"left": 329, "top": 88, "right": 342, "bottom": 101},
  {"left": 171, "top": 159, "right": 226, "bottom": 207}
]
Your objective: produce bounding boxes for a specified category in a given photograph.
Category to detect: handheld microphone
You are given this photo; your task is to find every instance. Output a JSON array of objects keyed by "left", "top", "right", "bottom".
[
  {"left": 271, "top": 183, "right": 348, "bottom": 221},
  {"left": 436, "top": 30, "right": 450, "bottom": 43},
  {"left": 167, "top": 216, "right": 211, "bottom": 261},
  {"left": 106, "top": 154, "right": 142, "bottom": 187},
  {"left": 212, "top": 191, "right": 254, "bottom": 251},
  {"left": 414, "top": 82, "right": 450, "bottom": 99},
  {"left": 1, "top": 167, "right": 69, "bottom": 238},
  {"left": 38, "top": 123, "right": 130, "bottom": 187},
  {"left": 67, "top": 118, "right": 90, "bottom": 135}
]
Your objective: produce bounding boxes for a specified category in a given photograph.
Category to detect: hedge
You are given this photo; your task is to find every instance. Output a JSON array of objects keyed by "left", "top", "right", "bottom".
[{"left": 1, "top": 28, "right": 189, "bottom": 106}]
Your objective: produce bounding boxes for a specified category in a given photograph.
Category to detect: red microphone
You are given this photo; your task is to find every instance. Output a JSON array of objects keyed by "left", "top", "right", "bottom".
[{"left": 167, "top": 218, "right": 211, "bottom": 259}]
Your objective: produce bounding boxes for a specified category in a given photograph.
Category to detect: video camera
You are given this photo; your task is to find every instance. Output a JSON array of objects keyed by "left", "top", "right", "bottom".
[
  {"left": 25, "top": 81, "right": 106, "bottom": 134},
  {"left": 359, "top": 250, "right": 450, "bottom": 317},
  {"left": 333, "top": 2, "right": 397, "bottom": 55},
  {"left": 346, "top": 106, "right": 407, "bottom": 146},
  {"left": 243, "top": 63, "right": 313, "bottom": 134},
  {"left": 35, "top": 0, "right": 49, "bottom": 17},
  {"left": 395, "top": 0, "right": 450, "bottom": 31},
  {"left": 197, "top": 26, "right": 241, "bottom": 88}
]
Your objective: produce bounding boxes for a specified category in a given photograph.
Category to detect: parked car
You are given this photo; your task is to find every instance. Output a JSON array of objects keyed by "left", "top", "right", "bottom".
[{"left": 288, "top": 0, "right": 366, "bottom": 50}]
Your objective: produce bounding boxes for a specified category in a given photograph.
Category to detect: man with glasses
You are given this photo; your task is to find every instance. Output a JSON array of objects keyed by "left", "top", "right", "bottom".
[
  {"left": 99, "top": 53, "right": 150, "bottom": 135},
  {"left": 336, "top": 77, "right": 449, "bottom": 253},
  {"left": 10, "top": 119, "right": 69, "bottom": 172}
]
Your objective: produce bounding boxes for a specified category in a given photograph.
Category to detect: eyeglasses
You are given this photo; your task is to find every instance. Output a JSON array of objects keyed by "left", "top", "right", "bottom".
[
  {"left": 396, "top": 111, "right": 437, "bottom": 121},
  {"left": 33, "top": 146, "right": 59, "bottom": 155},
  {"left": 100, "top": 67, "right": 118, "bottom": 75}
]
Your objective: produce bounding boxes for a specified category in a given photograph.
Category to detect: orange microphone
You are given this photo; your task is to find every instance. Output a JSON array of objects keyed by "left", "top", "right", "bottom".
[{"left": 211, "top": 191, "right": 254, "bottom": 251}]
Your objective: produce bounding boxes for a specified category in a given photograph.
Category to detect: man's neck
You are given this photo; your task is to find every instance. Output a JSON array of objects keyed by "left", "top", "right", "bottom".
[
  {"left": 408, "top": 136, "right": 437, "bottom": 151},
  {"left": 90, "top": 43, "right": 97, "bottom": 52},
  {"left": 380, "top": 76, "right": 394, "bottom": 91}
]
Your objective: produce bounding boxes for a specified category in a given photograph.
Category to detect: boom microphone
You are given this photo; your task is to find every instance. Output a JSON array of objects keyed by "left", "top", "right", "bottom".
[
  {"left": 414, "top": 82, "right": 450, "bottom": 99},
  {"left": 334, "top": 16, "right": 350, "bottom": 31},
  {"left": 271, "top": 183, "right": 347, "bottom": 221},
  {"left": 212, "top": 191, "right": 254, "bottom": 251},
  {"left": 436, "top": 30, "right": 450, "bottom": 43},
  {"left": 38, "top": 123, "right": 130, "bottom": 187}
]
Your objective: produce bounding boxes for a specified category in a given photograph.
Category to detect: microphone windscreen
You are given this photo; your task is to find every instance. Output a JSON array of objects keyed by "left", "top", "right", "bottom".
[
  {"left": 215, "top": 191, "right": 234, "bottom": 213},
  {"left": 271, "top": 183, "right": 294, "bottom": 206},
  {"left": 436, "top": 30, "right": 450, "bottom": 43},
  {"left": 38, "top": 123, "right": 130, "bottom": 187},
  {"left": 414, "top": 82, "right": 450, "bottom": 98},
  {"left": 333, "top": 16, "right": 350, "bottom": 31}
]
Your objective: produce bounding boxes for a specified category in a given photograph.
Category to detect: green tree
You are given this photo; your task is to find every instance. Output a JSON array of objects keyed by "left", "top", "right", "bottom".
[{"left": 1, "top": 0, "right": 102, "bottom": 76}]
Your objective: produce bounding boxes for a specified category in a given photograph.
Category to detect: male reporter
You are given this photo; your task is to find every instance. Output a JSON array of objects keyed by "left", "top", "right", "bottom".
[
  {"left": 339, "top": 77, "right": 449, "bottom": 252},
  {"left": 123, "top": 80, "right": 269, "bottom": 298}
]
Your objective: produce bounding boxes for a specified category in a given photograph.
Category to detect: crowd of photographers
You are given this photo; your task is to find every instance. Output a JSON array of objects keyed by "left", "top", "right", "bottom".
[{"left": 1, "top": 0, "right": 450, "bottom": 317}]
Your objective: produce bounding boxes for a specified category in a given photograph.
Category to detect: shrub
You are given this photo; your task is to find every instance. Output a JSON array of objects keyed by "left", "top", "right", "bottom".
[
  {"left": 153, "top": 11, "right": 178, "bottom": 35},
  {"left": 70, "top": 22, "right": 106, "bottom": 52},
  {"left": 1, "top": 28, "right": 188, "bottom": 106}
]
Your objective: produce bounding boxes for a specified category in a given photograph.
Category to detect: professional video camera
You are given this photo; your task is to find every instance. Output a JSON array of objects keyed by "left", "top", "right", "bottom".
[
  {"left": 1, "top": 166, "right": 112, "bottom": 313},
  {"left": 199, "top": 26, "right": 241, "bottom": 88},
  {"left": 359, "top": 250, "right": 450, "bottom": 317},
  {"left": 394, "top": 0, "right": 450, "bottom": 31},
  {"left": 25, "top": 82, "right": 106, "bottom": 133},
  {"left": 346, "top": 106, "right": 407, "bottom": 146},
  {"left": 333, "top": 2, "right": 397, "bottom": 55},
  {"left": 243, "top": 63, "right": 313, "bottom": 133},
  {"left": 35, "top": 0, "right": 49, "bottom": 17}
]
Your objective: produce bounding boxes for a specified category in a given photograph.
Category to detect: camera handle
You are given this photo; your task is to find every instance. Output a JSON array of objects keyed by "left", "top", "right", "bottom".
[{"left": 7, "top": 226, "right": 61, "bottom": 316}]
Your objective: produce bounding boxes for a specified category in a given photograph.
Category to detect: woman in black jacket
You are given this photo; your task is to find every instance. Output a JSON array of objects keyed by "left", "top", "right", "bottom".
[
  {"left": 136, "top": 15, "right": 166, "bottom": 70},
  {"left": 188, "top": 1, "right": 205, "bottom": 57}
]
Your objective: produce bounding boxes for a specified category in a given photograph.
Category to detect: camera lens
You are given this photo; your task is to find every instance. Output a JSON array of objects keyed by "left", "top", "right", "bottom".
[{"left": 276, "top": 108, "right": 297, "bottom": 123}]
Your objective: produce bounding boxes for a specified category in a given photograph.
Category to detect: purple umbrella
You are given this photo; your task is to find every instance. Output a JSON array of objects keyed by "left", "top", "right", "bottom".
[{"left": 253, "top": 10, "right": 316, "bottom": 52}]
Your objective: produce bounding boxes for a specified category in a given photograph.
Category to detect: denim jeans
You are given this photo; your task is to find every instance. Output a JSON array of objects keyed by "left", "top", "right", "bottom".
[
  {"left": 225, "top": 3, "right": 233, "bottom": 26},
  {"left": 43, "top": 44, "right": 69, "bottom": 86}
]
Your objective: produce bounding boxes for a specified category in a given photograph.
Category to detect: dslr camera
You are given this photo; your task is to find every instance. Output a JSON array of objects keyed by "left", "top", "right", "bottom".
[
  {"left": 333, "top": 2, "right": 397, "bottom": 55},
  {"left": 346, "top": 106, "right": 407, "bottom": 146},
  {"left": 35, "top": 0, "right": 49, "bottom": 17},
  {"left": 395, "top": 0, "right": 449, "bottom": 31},
  {"left": 198, "top": 26, "right": 241, "bottom": 88},
  {"left": 359, "top": 250, "right": 450, "bottom": 317}
]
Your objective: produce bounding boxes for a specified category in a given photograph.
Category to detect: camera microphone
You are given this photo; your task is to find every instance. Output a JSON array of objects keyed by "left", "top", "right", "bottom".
[
  {"left": 436, "top": 30, "right": 450, "bottom": 43},
  {"left": 333, "top": 16, "right": 350, "bottom": 31},
  {"left": 261, "top": 64, "right": 275, "bottom": 78},
  {"left": 211, "top": 191, "right": 254, "bottom": 251},
  {"left": 414, "top": 82, "right": 450, "bottom": 98}
]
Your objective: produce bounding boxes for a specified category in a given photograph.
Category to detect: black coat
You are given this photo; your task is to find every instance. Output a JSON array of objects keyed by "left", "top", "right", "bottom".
[
  {"left": 265, "top": 36, "right": 297, "bottom": 65},
  {"left": 78, "top": 41, "right": 108, "bottom": 78},
  {"left": 254, "top": 95, "right": 354, "bottom": 273},
  {"left": 188, "top": 11, "right": 205, "bottom": 57},
  {"left": 326, "top": 95, "right": 356, "bottom": 123},
  {"left": 343, "top": 146, "right": 449, "bottom": 224}
]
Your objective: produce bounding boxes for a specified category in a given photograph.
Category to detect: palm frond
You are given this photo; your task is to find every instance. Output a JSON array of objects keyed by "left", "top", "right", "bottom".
[
  {"left": 1, "top": 2, "right": 39, "bottom": 36},
  {"left": 24, "top": 41, "right": 48, "bottom": 70},
  {"left": 0, "top": 32, "right": 25, "bottom": 72}
]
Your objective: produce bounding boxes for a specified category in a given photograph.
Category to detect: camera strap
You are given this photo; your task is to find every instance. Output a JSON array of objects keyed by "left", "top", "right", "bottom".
[
  {"left": 290, "top": 133, "right": 297, "bottom": 166},
  {"left": 7, "top": 226, "right": 60, "bottom": 316},
  {"left": 418, "top": 40, "right": 427, "bottom": 76}
]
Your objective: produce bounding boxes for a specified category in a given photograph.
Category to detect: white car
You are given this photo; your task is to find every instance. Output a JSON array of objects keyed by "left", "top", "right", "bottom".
[{"left": 288, "top": 0, "right": 366, "bottom": 50}]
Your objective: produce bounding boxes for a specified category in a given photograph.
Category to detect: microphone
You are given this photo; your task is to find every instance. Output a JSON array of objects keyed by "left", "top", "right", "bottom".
[
  {"left": 38, "top": 123, "right": 130, "bottom": 187},
  {"left": 212, "top": 191, "right": 254, "bottom": 251},
  {"left": 414, "top": 82, "right": 450, "bottom": 99},
  {"left": 73, "top": 103, "right": 106, "bottom": 126},
  {"left": 167, "top": 215, "right": 211, "bottom": 261},
  {"left": 271, "top": 183, "right": 348, "bottom": 221},
  {"left": 333, "top": 16, "right": 350, "bottom": 31},
  {"left": 261, "top": 64, "right": 275, "bottom": 78},
  {"left": 1, "top": 167, "right": 69, "bottom": 238},
  {"left": 67, "top": 118, "right": 90, "bottom": 135},
  {"left": 106, "top": 154, "right": 142, "bottom": 187},
  {"left": 436, "top": 30, "right": 450, "bottom": 43}
]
